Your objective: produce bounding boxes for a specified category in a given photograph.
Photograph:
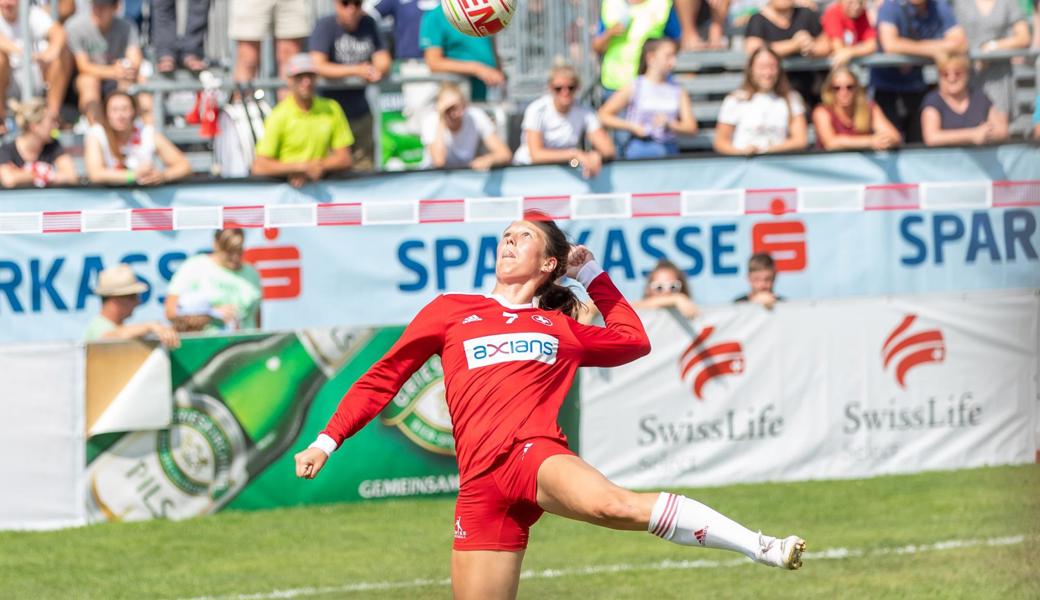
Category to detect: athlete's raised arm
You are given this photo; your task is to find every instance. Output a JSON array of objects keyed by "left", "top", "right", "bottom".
[
  {"left": 295, "top": 296, "right": 447, "bottom": 478},
  {"left": 566, "top": 246, "right": 651, "bottom": 367}
]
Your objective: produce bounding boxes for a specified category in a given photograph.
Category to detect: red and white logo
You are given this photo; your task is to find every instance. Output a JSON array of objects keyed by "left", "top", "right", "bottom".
[
  {"left": 882, "top": 314, "right": 945, "bottom": 388},
  {"left": 454, "top": 517, "right": 467, "bottom": 540},
  {"left": 679, "top": 326, "right": 745, "bottom": 400},
  {"left": 694, "top": 526, "right": 709, "bottom": 545},
  {"left": 532, "top": 315, "right": 553, "bottom": 327}
]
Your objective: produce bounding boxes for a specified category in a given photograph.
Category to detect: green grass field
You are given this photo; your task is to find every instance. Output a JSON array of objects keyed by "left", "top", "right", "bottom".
[{"left": 1, "top": 465, "right": 1037, "bottom": 599}]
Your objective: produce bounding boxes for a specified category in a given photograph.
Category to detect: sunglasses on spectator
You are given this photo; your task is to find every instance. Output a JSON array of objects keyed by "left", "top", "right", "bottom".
[
  {"left": 442, "top": 103, "right": 463, "bottom": 114},
  {"left": 831, "top": 84, "right": 856, "bottom": 91},
  {"left": 940, "top": 69, "right": 967, "bottom": 78},
  {"left": 340, "top": 0, "right": 362, "bottom": 5},
  {"left": 649, "top": 281, "right": 683, "bottom": 294},
  {"left": 552, "top": 84, "right": 577, "bottom": 93}
]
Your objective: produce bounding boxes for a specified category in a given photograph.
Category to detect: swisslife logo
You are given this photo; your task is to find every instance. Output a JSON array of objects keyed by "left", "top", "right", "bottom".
[
  {"left": 679, "top": 326, "right": 745, "bottom": 400},
  {"left": 843, "top": 313, "right": 980, "bottom": 436},
  {"left": 464, "top": 333, "right": 558, "bottom": 369},
  {"left": 881, "top": 314, "right": 945, "bottom": 388}
]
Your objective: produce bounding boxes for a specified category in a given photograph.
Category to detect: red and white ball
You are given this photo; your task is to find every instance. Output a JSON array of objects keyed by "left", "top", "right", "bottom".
[{"left": 440, "top": 0, "right": 517, "bottom": 38}]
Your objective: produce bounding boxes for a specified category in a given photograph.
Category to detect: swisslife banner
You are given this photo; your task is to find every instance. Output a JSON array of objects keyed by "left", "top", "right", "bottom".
[
  {"left": 1, "top": 206, "right": 1038, "bottom": 344},
  {"left": 579, "top": 290, "right": 1039, "bottom": 488}
]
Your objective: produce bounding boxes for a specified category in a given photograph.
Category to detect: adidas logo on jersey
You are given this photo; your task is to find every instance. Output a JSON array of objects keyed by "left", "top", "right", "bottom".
[{"left": 462, "top": 315, "right": 482, "bottom": 324}]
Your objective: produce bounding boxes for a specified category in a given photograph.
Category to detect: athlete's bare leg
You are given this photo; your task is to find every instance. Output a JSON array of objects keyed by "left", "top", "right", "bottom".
[
  {"left": 451, "top": 549, "right": 525, "bottom": 600},
  {"left": 536, "top": 454, "right": 805, "bottom": 569},
  {"left": 536, "top": 454, "right": 658, "bottom": 529}
]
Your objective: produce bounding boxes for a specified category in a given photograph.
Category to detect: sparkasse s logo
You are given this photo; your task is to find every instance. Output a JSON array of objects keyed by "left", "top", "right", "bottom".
[
  {"left": 463, "top": 333, "right": 558, "bottom": 369},
  {"left": 881, "top": 314, "right": 945, "bottom": 388},
  {"left": 679, "top": 326, "right": 745, "bottom": 400}
]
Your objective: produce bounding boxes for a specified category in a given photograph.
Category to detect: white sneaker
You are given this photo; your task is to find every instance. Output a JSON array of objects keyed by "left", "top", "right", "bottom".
[{"left": 755, "top": 533, "right": 806, "bottom": 570}]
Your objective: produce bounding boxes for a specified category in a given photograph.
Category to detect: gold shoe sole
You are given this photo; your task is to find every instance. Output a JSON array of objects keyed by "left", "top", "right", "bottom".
[{"left": 788, "top": 539, "right": 806, "bottom": 570}]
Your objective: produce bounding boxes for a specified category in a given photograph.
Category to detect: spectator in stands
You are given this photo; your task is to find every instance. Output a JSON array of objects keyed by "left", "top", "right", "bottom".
[
  {"left": 0, "top": 98, "right": 77, "bottom": 188},
  {"left": 953, "top": 0, "right": 1029, "bottom": 119},
  {"left": 598, "top": 37, "right": 698, "bottom": 159},
  {"left": 674, "top": 0, "right": 730, "bottom": 50},
  {"left": 745, "top": 0, "right": 830, "bottom": 104},
  {"left": 812, "top": 67, "right": 901, "bottom": 150},
  {"left": 593, "top": 0, "right": 680, "bottom": 97},
  {"left": 734, "top": 252, "right": 782, "bottom": 308},
  {"left": 422, "top": 82, "right": 512, "bottom": 170},
  {"left": 373, "top": 0, "right": 437, "bottom": 133},
  {"left": 252, "top": 53, "right": 354, "bottom": 188},
  {"left": 84, "top": 91, "right": 191, "bottom": 185},
  {"left": 230, "top": 0, "right": 312, "bottom": 83},
  {"left": 713, "top": 47, "right": 808, "bottom": 155},
  {"left": 0, "top": 0, "right": 73, "bottom": 133},
  {"left": 822, "top": 0, "right": 877, "bottom": 67},
  {"left": 85, "top": 264, "right": 180, "bottom": 347},
  {"left": 151, "top": 0, "right": 210, "bottom": 74},
  {"left": 633, "top": 259, "right": 699, "bottom": 319},
  {"left": 921, "top": 53, "right": 1008, "bottom": 147},
  {"left": 420, "top": 4, "right": 504, "bottom": 102},
  {"left": 513, "top": 64, "right": 616, "bottom": 179},
  {"left": 309, "top": 0, "right": 391, "bottom": 171},
  {"left": 66, "top": 0, "right": 146, "bottom": 124},
  {"left": 164, "top": 229, "right": 263, "bottom": 333},
  {"left": 1033, "top": 93, "right": 1040, "bottom": 139},
  {"left": 872, "top": 0, "right": 967, "bottom": 144}
]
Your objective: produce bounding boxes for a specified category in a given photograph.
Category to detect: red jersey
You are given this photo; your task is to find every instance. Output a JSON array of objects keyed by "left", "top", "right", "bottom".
[
  {"left": 321, "top": 270, "right": 650, "bottom": 483},
  {"left": 821, "top": 3, "right": 875, "bottom": 45}
]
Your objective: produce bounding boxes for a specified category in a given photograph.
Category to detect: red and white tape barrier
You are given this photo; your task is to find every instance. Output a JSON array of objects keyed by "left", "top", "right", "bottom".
[{"left": 1, "top": 180, "right": 1037, "bottom": 235}]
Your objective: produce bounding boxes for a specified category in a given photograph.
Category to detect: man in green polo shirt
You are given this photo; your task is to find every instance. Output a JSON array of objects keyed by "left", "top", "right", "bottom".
[{"left": 253, "top": 53, "right": 355, "bottom": 187}]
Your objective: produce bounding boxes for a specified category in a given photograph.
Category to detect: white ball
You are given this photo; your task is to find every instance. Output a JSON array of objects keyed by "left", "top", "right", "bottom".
[{"left": 440, "top": 0, "right": 517, "bottom": 38}]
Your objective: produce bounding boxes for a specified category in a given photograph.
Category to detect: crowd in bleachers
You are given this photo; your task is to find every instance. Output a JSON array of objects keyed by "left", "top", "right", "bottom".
[{"left": 0, "top": 0, "right": 1037, "bottom": 189}]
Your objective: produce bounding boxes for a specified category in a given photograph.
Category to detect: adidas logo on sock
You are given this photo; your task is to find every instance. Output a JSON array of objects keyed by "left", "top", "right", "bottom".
[
  {"left": 462, "top": 315, "right": 482, "bottom": 324},
  {"left": 694, "top": 526, "right": 708, "bottom": 545}
]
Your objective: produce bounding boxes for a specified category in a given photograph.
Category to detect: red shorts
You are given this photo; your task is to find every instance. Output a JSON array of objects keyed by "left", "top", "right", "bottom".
[{"left": 452, "top": 437, "right": 575, "bottom": 551}]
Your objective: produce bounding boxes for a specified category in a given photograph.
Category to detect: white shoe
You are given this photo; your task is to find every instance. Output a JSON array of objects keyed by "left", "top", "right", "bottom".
[{"left": 755, "top": 533, "right": 806, "bottom": 570}]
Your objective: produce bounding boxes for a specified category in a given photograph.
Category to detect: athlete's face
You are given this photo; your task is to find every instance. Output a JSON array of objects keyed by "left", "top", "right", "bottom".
[{"left": 496, "top": 221, "right": 557, "bottom": 284}]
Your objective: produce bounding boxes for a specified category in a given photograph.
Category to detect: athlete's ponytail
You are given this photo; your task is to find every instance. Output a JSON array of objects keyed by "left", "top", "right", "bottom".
[{"left": 526, "top": 212, "right": 582, "bottom": 318}]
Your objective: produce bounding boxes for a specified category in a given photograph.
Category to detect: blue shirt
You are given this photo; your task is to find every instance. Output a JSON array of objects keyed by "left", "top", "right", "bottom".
[
  {"left": 596, "top": 7, "right": 682, "bottom": 38},
  {"left": 1033, "top": 95, "right": 1040, "bottom": 126},
  {"left": 309, "top": 14, "right": 387, "bottom": 118},
  {"left": 374, "top": 0, "right": 436, "bottom": 60},
  {"left": 871, "top": 0, "right": 959, "bottom": 92},
  {"left": 419, "top": 8, "right": 498, "bottom": 101}
]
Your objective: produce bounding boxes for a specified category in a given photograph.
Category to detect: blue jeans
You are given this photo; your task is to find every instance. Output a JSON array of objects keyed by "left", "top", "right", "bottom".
[{"left": 623, "top": 138, "right": 679, "bottom": 159}]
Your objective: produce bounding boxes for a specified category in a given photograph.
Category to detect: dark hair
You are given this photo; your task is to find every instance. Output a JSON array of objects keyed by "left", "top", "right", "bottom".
[
  {"left": 644, "top": 259, "right": 691, "bottom": 298},
  {"left": 748, "top": 252, "right": 776, "bottom": 273},
  {"left": 637, "top": 37, "right": 677, "bottom": 76},
  {"left": 524, "top": 211, "right": 581, "bottom": 318},
  {"left": 102, "top": 91, "right": 138, "bottom": 168}
]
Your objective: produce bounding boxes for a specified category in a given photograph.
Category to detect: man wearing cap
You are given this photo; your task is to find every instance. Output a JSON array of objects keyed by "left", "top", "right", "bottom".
[
  {"left": 85, "top": 264, "right": 179, "bottom": 347},
  {"left": 65, "top": 0, "right": 147, "bottom": 124},
  {"left": 252, "top": 52, "right": 354, "bottom": 188}
]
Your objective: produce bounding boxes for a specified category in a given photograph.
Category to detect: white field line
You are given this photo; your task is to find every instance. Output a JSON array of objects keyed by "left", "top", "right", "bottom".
[{"left": 182, "top": 535, "right": 1025, "bottom": 600}]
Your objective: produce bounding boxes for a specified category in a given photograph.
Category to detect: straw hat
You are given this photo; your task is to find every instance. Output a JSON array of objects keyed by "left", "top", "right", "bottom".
[{"left": 95, "top": 264, "right": 147, "bottom": 297}]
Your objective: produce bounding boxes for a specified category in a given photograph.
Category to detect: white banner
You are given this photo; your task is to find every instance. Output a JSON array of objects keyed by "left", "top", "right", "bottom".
[
  {"left": 580, "top": 290, "right": 1039, "bottom": 488},
  {"left": 0, "top": 342, "right": 85, "bottom": 530}
]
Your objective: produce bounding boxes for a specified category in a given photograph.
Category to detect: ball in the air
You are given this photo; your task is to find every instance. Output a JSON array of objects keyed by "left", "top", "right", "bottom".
[{"left": 441, "top": 0, "right": 517, "bottom": 37}]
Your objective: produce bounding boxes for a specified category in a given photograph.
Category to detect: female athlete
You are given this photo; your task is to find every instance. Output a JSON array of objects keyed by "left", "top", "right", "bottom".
[{"left": 295, "top": 215, "right": 805, "bottom": 599}]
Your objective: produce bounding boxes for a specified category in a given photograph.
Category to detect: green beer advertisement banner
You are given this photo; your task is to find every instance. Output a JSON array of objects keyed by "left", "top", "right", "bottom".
[{"left": 85, "top": 327, "right": 579, "bottom": 523}]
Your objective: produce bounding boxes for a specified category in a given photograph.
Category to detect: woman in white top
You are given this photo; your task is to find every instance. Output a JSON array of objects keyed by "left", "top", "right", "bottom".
[
  {"left": 514, "top": 63, "right": 616, "bottom": 179},
  {"left": 422, "top": 82, "right": 513, "bottom": 171},
  {"left": 85, "top": 91, "right": 190, "bottom": 186},
  {"left": 713, "top": 47, "right": 809, "bottom": 156},
  {"left": 598, "top": 37, "right": 698, "bottom": 159}
]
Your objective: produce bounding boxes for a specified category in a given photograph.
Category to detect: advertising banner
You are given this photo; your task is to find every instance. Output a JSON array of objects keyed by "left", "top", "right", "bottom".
[
  {"left": 84, "top": 327, "right": 580, "bottom": 523},
  {"left": 579, "top": 291, "right": 1039, "bottom": 488},
  {"left": 2, "top": 206, "right": 1037, "bottom": 344},
  {"left": 0, "top": 342, "right": 85, "bottom": 530}
]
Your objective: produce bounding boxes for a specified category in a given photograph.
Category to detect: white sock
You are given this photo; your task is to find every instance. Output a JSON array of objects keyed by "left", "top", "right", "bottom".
[{"left": 647, "top": 492, "right": 761, "bottom": 560}]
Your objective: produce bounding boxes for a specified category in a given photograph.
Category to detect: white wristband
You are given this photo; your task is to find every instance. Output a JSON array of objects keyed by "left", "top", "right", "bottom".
[
  {"left": 308, "top": 433, "right": 338, "bottom": 456},
  {"left": 576, "top": 260, "right": 604, "bottom": 288}
]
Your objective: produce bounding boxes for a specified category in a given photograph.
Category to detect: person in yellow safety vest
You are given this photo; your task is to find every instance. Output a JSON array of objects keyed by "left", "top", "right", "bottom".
[{"left": 593, "top": 0, "right": 681, "bottom": 97}]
